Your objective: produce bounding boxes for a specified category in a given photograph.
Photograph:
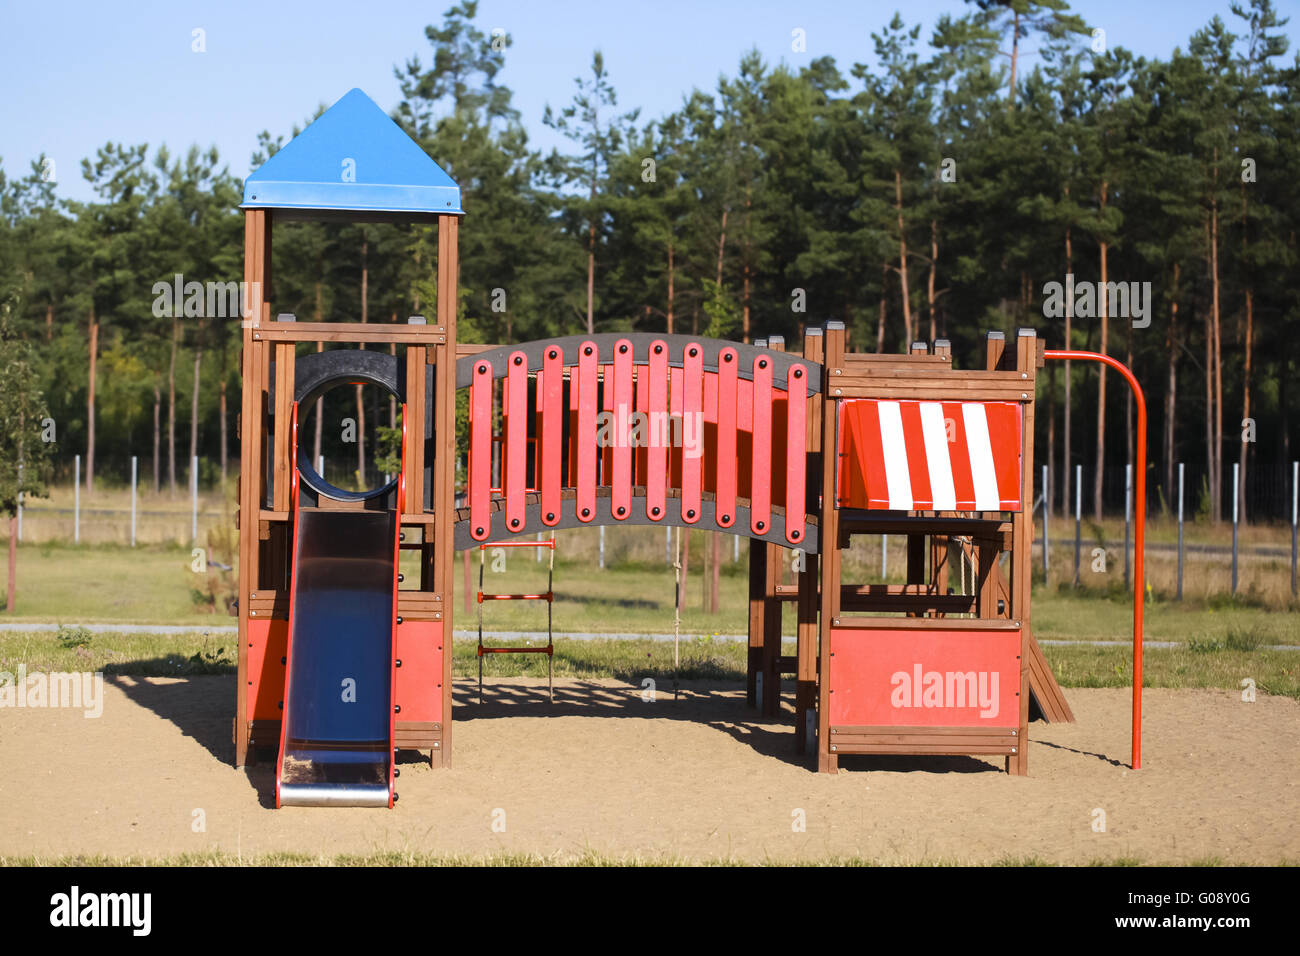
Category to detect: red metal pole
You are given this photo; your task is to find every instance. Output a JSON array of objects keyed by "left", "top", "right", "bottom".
[{"left": 1044, "top": 349, "right": 1144, "bottom": 770}]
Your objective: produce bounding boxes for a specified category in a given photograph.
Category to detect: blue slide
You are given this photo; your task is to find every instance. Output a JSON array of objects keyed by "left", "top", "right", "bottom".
[{"left": 276, "top": 507, "right": 398, "bottom": 808}]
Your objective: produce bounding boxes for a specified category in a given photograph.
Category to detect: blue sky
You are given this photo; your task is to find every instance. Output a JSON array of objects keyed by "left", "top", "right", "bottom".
[{"left": 3, "top": 0, "right": 1296, "bottom": 202}]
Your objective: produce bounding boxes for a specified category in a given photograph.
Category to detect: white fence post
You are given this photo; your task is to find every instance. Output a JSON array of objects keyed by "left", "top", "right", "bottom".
[
  {"left": 131, "top": 456, "right": 138, "bottom": 547},
  {"left": 1124, "top": 463, "right": 1132, "bottom": 591},
  {"left": 1177, "top": 462, "right": 1184, "bottom": 600},
  {"left": 74, "top": 454, "right": 81, "bottom": 544},
  {"left": 1231, "top": 462, "right": 1239, "bottom": 594},
  {"left": 191, "top": 455, "right": 199, "bottom": 543},
  {"left": 1041, "top": 463, "right": 1050, "bottom": 574}
]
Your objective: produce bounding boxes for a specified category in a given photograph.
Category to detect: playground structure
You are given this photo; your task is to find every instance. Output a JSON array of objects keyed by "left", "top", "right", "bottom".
[{"left": 234, "top": 90, "right": 1145, "bottom": 807}]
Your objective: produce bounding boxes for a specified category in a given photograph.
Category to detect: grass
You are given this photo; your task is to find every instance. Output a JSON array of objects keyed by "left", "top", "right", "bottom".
[
  {"left": 3, "top": 628, "right": 1297, "bottom": 700},
  {"left": 4, "top": 850, "right": 1292, "bottom": 866},
  {"left": 0, "top": 527, "right": 1295, "bottom": 697}
]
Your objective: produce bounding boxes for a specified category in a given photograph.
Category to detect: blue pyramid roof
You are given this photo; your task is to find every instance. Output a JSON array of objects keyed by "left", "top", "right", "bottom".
[{"left": 242, "top": 88, "right": 461, "bottom": 215}]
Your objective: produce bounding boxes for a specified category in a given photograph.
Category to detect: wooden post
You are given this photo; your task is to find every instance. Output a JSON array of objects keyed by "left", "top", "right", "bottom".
[
  {"left": 795, "top": 325, "right": 824, "bottom": 753},
  {"left": 1008, "top": 328, "right": 1036, "bottom": 775},
  {"left": 761, "top": 336, "right": 786, "bottom": 717},
  {"left": 433, "top": 214, "right": 459, "bottom": 766},
  {"left": 235, "top": 208, "right": 269, "bottom": 768},
  {"left": 746, "top": 539, "right": 766, "bottom": 708},
  {"left": 817, "top": 321, "right": 845, "bottom": 773}
]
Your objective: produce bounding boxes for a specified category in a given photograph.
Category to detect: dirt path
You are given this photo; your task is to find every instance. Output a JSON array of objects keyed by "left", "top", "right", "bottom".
[{"left": 1, "top": 676, "right": 1296, "bottom": 864}]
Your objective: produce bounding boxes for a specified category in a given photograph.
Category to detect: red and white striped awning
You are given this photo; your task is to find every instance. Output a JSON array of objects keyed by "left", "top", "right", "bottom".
[{"left": 838, "top": 399, "right": 1023, "bottom": 512}]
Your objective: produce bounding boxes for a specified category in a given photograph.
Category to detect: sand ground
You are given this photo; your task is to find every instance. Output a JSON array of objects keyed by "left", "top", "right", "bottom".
[{"left": 1, "top": 676, "right": 1296, "bottom": 864}]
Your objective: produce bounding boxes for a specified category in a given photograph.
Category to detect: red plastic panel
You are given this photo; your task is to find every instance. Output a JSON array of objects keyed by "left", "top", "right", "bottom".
[
  {"left": 669, "top": 364, "right": 684, "bottom": 492},
  {"left": 646, "top": 340, "right": 668, "bottom": 521},
  {"left": 577, "top": 342, "right": 598, "bottom": 522},
  {"left": 785, "top": 363, "right": 807, "bottom": 545},
  {"left": 611, "top": 339, "right": 633, "bottom": 520},
  {"left": 634, "top": 359, "right": 649, "bottom": 487},
  {"left": 247, "top": 617, "right": 288, "bottom": 720},
  {"left": 469, "top": 358, "right": 493, "bottom": 540},
  {"left": 750, "top": 354, "right": 773, "bottom": 536},
  {"left": 836, "top": 399, "right": 1024, "bottom": 512},
  {"left": 505, "top": 351, "right": 528, "bottom": 533},
  {"left": 393, "top": 620, "right": 443, "bottom": 723},
  {"left": 828, "top": 627, "right": 1021, "bottom": 728},
  {"left": 681, "top": 343, "right": 703, "bottom": 524},
  {"left": 541, "top": 345, "right": 563, "bottom": 526},
  {"left": 715, "top": 348, "right": 738, "bottom": 527}
]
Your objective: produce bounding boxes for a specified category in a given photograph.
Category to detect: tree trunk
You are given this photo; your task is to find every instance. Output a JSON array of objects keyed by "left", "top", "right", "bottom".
[
  {"left": 87, "top": 309, "right": 97, "bottom": 494},
  {"left": 1008, "top": 10, "right": 1020, "bottom": 105},
  {"left": 6, "top": 515, "right": 15, "bottom": 613},
  {"left": 928, "top": 217, "right": 938, "bottom": 342},
  {"left": 710, "top": 531, "right": 720, "bottom": 614},
  {"left": 1239, "top": 186, "right": 1253, "bottom": 526},
  {"left": 894, "top": 169, "right": 913, "bottom": 344},
  {"left": 742, "top": 263, "right": 751, "bottom": 345},
  {"left": 153, "top": 385, "right": 161, "bottom": 494},
  {"left": 1164, "top": 263, "right": 1179, "bottom": 503},
  {"left": 1093, "top": 183, "right": 1109, "bottom": 522},
  {"left": 45, "top": 303, "right": 53, "bottom": 342},
  {"left": 219, "top": 378, "right": 228, "bottom": 488},
  {"left": 1063, "top": 215, "right": 1073, "bottom": 519},
  {"left": 876, "top": 264, "right": 888, "bottom": 354},
  {"left": 678, "top": 530, "right": 690, "bottom": 611},
  {"left": 717, "top": 206, "right": 728, "bottom": 287},
  {"left": 190, "top": 345, "right": 202, "bottom": 492},
  {"left": 666, "top": 241, "right": 675, "bottom": 334},
  {"left": 168, "top": 318, "right": 178, "bottom": 495},
  {"left": 1125, "top": 318, "right": 1133, "bottom": 474},
  {"left": 1240, "top": 289, "right": 1253, "bottom": 525},
  {"left": 1210, "top": 174, "right": 1223, "bottom": 523}
]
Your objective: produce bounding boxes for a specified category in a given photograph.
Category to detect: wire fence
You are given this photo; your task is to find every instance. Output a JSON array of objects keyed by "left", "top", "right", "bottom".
[{"left": 9, "top": 454, "right": 1299, "bottom": 605}]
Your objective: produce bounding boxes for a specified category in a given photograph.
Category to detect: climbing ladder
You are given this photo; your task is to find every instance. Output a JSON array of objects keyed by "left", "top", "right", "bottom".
[{"left": 477, "top": 537, "right": 556, "bottom": 703}]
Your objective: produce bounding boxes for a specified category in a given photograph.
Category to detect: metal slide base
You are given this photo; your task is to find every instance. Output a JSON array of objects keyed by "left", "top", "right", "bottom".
[{"left": 279, "top": 783, "right": 391, "bottom": 808}]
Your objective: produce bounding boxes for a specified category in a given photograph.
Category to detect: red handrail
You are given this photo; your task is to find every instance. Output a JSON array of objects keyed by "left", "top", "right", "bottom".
[{"left": 1044, "top": 349, "right": 1144, "bottom": 770}]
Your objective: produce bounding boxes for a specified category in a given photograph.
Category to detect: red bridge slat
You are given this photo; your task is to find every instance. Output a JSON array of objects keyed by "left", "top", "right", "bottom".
[
  {"left": 682, "top": 343, "right": 702, "bottom": 524},
  {"left": 541, "top": 345, "right": 562, "bottom": 526},
  {"left": 469, "top": 359, "right": 492, "bottom": 540},
  {"left": 612, "top": 339, "right": 633, "bottom": 520},
  {"left": 716, "top": 347, "right": 738, "bottom": 528},
  {"left": 750, "top": 353, "right": 773, "bottom": 536},
  {"left": 785, "top": 363, "right": 808, "bottom": 545},
  {"left": 505, "top": 351, "right": 527, "bottom": 533},
  {"left": 576, "top": 342, "right": 597, "bottom": 522},
  {"left": 647, "top": 340, "right": 668, "bottom": 521}
]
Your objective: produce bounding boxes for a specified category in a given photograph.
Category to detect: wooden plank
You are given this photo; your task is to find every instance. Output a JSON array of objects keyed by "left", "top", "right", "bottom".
[
  {"left": 830, "top": 615, "right": 1019, "bottom": 631},
  {"left": 272, "top": 342, "right": 293, "bottom": 512},
  {"left": 817, "top": 323, "right": 845, "bottom": 773},
  {"left": 235, "top": 208, "right": 267, "bottom": 769},
  {"left": 1009, "top": 329, "right": 1037, "bottom": 775},
  {"left": 1026, "top": 624, "right": 1075, "bottom": 722},
  {"left": 253, "top": 322, "right": 446, "bottom": 344},
  {"left": 405, "top": 344, "right": 427, "bottom": 516},
  {"left": 831, "top": 725, "right": 1021, "bottom": 737},
  {"left": 828, "top": 742, "right": 1018, "bottom": 755},
  {"left": 795, "top": 326, "right": 823, "bottom": 755}
]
